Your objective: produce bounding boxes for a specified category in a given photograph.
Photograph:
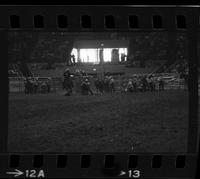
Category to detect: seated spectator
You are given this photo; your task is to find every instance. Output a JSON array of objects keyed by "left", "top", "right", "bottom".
[
  {"left": 41, "top": 82, "right": 47, "bottom": 94},
  {"left": 127, "top": 79, "right": 134, "bottom": 92}
]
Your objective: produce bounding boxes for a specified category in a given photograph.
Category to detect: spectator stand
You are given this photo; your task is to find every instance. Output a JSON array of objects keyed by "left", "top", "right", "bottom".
[
  {"left": 8, "top": 63, "right": 23, "bottom": 77},
  {"left": 9, "top": 77, "right": 25, "bottom": 93},
  {"left": 8, "top": 76, "right": 63, "bottom": 94}
]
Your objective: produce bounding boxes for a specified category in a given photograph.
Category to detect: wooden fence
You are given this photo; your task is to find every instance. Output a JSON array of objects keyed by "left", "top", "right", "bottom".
[{"left": 9, "top": 74, "right": 188, "bottom": 94}]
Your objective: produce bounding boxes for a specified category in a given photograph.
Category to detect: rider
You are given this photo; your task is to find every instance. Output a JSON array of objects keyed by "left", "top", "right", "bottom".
[
  {"left": 109, "top": 76, "right": 115, "bottom": 93},
  {"left": 81, "top": 78, "right": 93, "bottom": 95},
  {"left": 63, "top": 68, "right": 73, "bottom": 96}
]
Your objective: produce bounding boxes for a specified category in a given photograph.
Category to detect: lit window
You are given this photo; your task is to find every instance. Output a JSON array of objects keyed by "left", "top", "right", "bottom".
[
  {"left": 71, "top": 48, "right": 127, "bottom": 64},
  {"left": 71, "top": 48, "right": 77, "bottom": 62},
  {"left": 103, "top": 48, "right": 112, "bottom": 62}
]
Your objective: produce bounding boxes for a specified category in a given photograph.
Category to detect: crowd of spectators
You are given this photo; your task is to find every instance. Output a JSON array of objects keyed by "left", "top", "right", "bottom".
[
  {"left": 24, "top": 77, "right": 51, "bottom": 94},
  {"left": 8, "top": 64, "right": 22, "bottom": 77},
  {"left": 120, "top": 75, "right": 165, "bottom": 93},
  {"left": 166, "top": 59, "right": 188, "bottom": 75}
]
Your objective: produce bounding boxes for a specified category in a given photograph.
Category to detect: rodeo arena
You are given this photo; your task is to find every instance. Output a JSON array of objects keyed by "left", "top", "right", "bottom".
[
  {"left": 8, "top": 32, "right": 198, "bottom": 152},
  {"left": 8, "top": 34, "right": 190, "bottom": 96}
]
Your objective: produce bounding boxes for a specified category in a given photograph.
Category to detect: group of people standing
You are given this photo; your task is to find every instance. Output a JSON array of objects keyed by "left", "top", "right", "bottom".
[
  {"left": 63, "top": 68, "right": 97, "bottom": 96},
  {"left": 94, "top": 75, "right": 165, "bottom": 94},
  {"left": 62, "top": 68, "right": 166, "bottom": 97},
  {"left": 24, "top": 78, "right": 51, "bottom": 94},
  {"left": 66, "top": 54, "right": 76, "bottom": 66},
  {"left": 122, "top": 75, "right": 165, "bottom": 93},
  {"left": 94, "top": 76, "right": 115, "bottom": 94},
  {"left": 63, "top": 69, "right": 115, "bottom": 96}
]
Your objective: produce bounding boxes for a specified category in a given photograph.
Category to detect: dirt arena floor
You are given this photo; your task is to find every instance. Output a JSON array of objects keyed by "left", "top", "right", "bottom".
[{"left": 8, "top": 90, "right": 189, "bottom": 152}]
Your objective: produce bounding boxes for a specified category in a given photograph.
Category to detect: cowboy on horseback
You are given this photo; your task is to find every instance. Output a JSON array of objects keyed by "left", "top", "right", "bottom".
[{"left": 63, "top": 68, "right": 73, "bottom": 96}]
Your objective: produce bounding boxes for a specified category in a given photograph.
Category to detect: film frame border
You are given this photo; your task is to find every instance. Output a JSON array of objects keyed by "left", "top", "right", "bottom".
[{"left": 0, "top": 5, "right": 199, "bottom": 178}]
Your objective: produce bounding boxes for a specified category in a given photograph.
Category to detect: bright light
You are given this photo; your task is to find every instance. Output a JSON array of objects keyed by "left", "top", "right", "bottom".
[
  {"left": 80, "top": 49, "right": 97, "bottom": 63},
  {"left": 71, "top": 48, "right": 77, "bottom": 62},
  {"left": 103, "top": 48, "right": 112, "bottom": 62},
  {"left": 71, "top": 47, "right": 127, "bottom": 63},
  {"left": 119, "top": 48, "right": 128, "bottom": 61}
]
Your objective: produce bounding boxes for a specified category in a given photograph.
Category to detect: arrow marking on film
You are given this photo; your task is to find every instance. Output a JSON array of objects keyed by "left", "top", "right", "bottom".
[
  {"left": 6, "top": 169, "right": 24, "bottom": 177},
  {"left": 119, "top": 170, "right": 126, "bottom": 176}
]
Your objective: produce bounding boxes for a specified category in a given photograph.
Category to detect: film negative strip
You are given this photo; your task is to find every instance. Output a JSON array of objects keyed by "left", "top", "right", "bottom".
[{"left": 0, "top": 5, "right": 199, "bottom": 178}]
